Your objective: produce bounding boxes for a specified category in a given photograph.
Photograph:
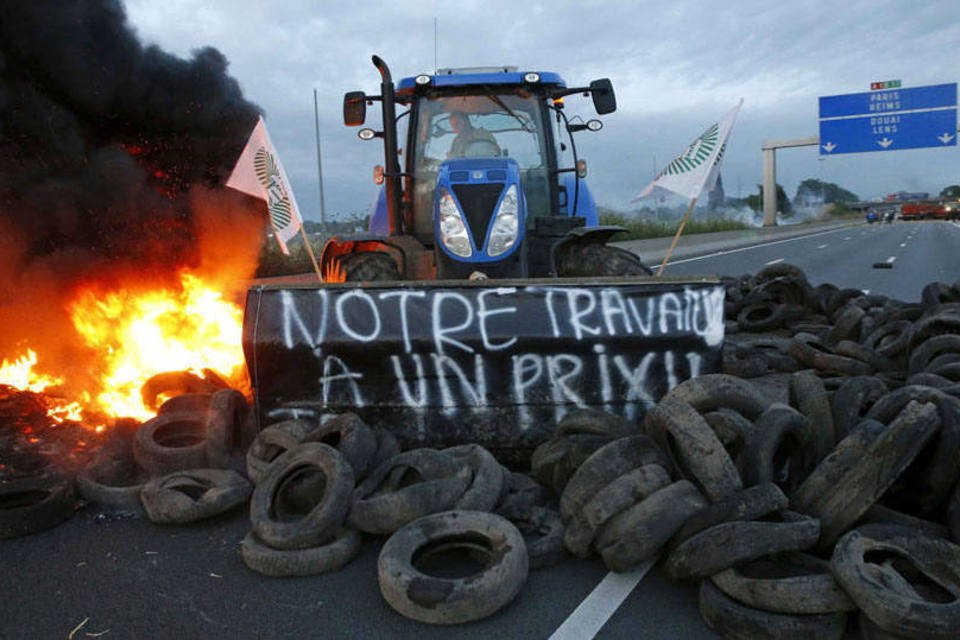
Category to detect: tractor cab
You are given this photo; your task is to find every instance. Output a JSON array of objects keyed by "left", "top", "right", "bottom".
[{"left": 328, "top": 56, "right": 635, "bottom": 282}]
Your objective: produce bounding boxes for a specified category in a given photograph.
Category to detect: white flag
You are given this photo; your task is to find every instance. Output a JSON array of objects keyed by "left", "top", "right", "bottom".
[
  {"left": 226, "top": 116, "right": 303, "bottom": 254},
  {"left": 633, "top": 99, "right": 742, "bottom": 201}
]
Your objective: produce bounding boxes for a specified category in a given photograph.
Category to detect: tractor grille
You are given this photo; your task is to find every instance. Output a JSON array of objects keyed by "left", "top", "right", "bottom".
[{"left": 452, "top": 183, "right": 504, "bottom": 249}]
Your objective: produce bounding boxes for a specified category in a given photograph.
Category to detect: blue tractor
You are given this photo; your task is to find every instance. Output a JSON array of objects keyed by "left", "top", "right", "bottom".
[{"left": 320, "top": 56, "right": 651, "bottom": 281}]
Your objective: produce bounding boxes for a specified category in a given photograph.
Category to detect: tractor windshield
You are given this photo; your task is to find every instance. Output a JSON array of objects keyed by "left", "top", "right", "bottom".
[{"left": 410, "top": 90, "right": 551, "bottom": 238}]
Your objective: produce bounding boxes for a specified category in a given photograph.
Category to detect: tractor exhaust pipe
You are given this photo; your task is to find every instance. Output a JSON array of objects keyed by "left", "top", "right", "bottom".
[{"left": 372, "top": 55, "right": 403, "bottom": 236}]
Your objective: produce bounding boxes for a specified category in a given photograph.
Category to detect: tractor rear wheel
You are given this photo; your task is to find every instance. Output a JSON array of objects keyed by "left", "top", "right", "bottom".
[
  {"left": 340, "top": 251, "right": 401, "bottom": 282},
  {"left": 555, "top": 242, "right": 652, "bottom": 277}
]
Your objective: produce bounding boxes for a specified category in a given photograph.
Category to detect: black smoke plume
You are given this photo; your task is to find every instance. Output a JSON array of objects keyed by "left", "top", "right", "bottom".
[{"left": 0, "top": 0, "right": 261, "bottom": 279}]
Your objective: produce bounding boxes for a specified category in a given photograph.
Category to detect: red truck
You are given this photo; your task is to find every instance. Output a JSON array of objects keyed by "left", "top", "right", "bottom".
[{"left": 900, "top": 201, "right": 949, "bottom": 220}]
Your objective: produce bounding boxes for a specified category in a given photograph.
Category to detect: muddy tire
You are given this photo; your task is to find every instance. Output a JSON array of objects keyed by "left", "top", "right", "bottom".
[
  {"left": 157, "top": 393, "right": 212, "bottom": 416},
  {"left": 665, "top": 511, "right": 820, "bottom": 580},
  {"left": 495, "top": 472, "right": 548, "bottom": 520},
  {"left": 644, "top": 399, "right": 742, "bottom": 502},
  {"left": 710, "top": 553, "right": 855, "bottom": 614},
  {"left": 596, "top": 480, "right": 707, "bottom": 572},
  {"left": 788, "top": 333, "right": 874, "bottom": 376},
  {"left": 558, "top": 434, "right": 667, "bottom": 523},
  {"left": 564, "top": 464, "right": 671, "bottom": 558},
  {"left": 506, "top": 505, "right": 567, "bottom": 570},
  {"left": 0, "top": 475, "right": 76, "bottom": 539},
  {"left": 340, "top": 251, "right": 400, "bottom": 282},
  {"left": 251, "top": 443, "right": 355, "bottom": 549},
  {"left": 378, "top": 510, "right": 528, "bottom": 625},
  {"left": 348, "top": 449, "right": 471, "bottom": 535},
  {"left": 664, "top": 374, "right": 769, "bottom": 420},
  {"left": 698, "top": 579, "right": 847, "bottom": 640},
  {"left": 370, "top": 427, "right": 402, "bottom": 472},
  {"left": 739, "top": 404, "right": 814, "bottom": 495},
  {"left": 133, "top": 413, "right": 209, "bottom": 475},
  {"left": 241, "top": 528, "right": 361, "bottom": 577},
  {"left": 140, "top": 371, "right": 224, "bottom": 412},
  {"left": 141, "top": 469, "right": 252, "bottom": 524},
  {"left": 804, "top": 401, "right": 940, "bottom": 546},
  {"left": 863, "top": 320, "right": 912, "bottom": 359},
  {"left": 204, "top": 389, "right": 252, "bottom": 471},
  {"left": 555, "top": 408, "right": 638, "bottom": 438},
  {"left": 308, "top": 413, "right": 378, "bottom": 480},
  {"left": 789, "top": 371, "right": 835, "bottom": 463},
  {"left": 77, "top": 456, "right": 148, "bottom": 512},
  {"left": 554, "top": 242, "right": 652, "bottom": 277},
  {"left": 831, "top": 377, "right": 888, "bottom": 440},
  {"left": 245, "top": 419, "right": 317, "bottom": 484},
  {"left": 530, "top": 433, "right": 613, "bottom": 495},
  {"left": 831, "top": 524, "right": 960, "bottom": 639},
  {"left": 670, "top": 483, "right": 788, "bottom": 552},
  {"left": 443, "top": 445, "right": 504, "bottom": 512},
  {"left": 702, "top": 408, "right": 754, "bottom": 464}
]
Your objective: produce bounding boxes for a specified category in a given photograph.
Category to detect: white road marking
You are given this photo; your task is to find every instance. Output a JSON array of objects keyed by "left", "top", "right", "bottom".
[
  {"left": 765, "top": 258, "right": 785, "bottom": 265},
  {"left": 817, "top": 244, "right": 828, "bottom": 249},
  {"left": 843, "top": 236, "right": 852, "bottom": 241},
  {"left": 862, "top": 289, "right": 871, "bottom": 294},
  {"left": 887, "top": 256, "right": 896, "bottom": 263},
  {"left": 665, "top": 225, "right": 863, "bottom": 266},
  {"left": 549, "top": 559, "right": 657, "bottom": 640},
  {"left": 900, "top": 243, "right": 906, "bottom": 247}
]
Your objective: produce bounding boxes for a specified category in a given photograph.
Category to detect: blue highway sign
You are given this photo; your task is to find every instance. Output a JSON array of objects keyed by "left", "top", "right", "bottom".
[
  {"left": 818, "top": 82, "right": 958, "bottom": 156},
  {"left": 819, "top": 83, "right": 956, "bottom": 118}
]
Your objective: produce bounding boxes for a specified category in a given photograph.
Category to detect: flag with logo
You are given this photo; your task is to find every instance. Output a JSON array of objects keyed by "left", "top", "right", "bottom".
[
  {"left": 633, "top": 99, "right": 742, "bottom": 201},
  {"left": 226, "top": 116, "right": 303, "bottom": 254}
]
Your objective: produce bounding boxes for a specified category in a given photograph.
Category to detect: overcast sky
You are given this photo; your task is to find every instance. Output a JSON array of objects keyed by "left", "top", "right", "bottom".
[{"left": 125, "top": 0, "right": 960, "bottom": 220}]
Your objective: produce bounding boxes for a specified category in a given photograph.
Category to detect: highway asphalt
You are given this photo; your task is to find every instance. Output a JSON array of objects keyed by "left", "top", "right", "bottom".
[{"left": 4, "top": 220, "right": 953, "bottom": 639}]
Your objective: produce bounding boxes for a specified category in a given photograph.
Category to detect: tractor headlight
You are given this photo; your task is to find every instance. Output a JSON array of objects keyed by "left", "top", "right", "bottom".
[
  {"left": 487, "top": 185, "right": 519, "bottom": 257},
  {"left": 438, "top": 188, "right": 473, "bottom": 258}
]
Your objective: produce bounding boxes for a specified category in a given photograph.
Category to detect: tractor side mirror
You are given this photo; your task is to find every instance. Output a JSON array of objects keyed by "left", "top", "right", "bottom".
[
  {"left": 589, "top": 79, "right": 616, "bottom": 115},
  {"left": 343, "top": 91, "right": 367, "bottom": 126}
]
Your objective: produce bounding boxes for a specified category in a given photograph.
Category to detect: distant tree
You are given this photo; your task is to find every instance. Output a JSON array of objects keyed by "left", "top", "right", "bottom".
[
  {"left": 794, "top": 179, "right": 858, "bottom": 205},
  {"left": 941, "top": 185, "right": 960, "bottom": 198},
  {"left": 707, "top": 173, "right": 725, "bottom": 211},
  {"left": 747, "top": 183, "right": 793, "bottom": 216}
]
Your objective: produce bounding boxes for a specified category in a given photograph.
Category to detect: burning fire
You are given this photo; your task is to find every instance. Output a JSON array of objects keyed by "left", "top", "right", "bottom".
[{"left": 0, "top": 270, "right": 248, "bottom": 428}]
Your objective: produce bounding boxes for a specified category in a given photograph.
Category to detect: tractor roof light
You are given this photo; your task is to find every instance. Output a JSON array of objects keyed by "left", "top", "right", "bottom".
[
  {"left": 523, "top": 72, "right": 541, "bottom": 83},
  {"left": 586, "top": 119, "right": 603, "bottom": 131},
  {"left": 415, "top": 74, "right": 431, "bottom": 86},
  {"left": 358, "top": 128, "right": 377, "bottom": 140}
]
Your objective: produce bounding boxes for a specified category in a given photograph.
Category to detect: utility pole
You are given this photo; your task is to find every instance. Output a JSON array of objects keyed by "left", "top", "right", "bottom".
[{"left": 313, "top": 88, "right": 327, "bottom": 225}]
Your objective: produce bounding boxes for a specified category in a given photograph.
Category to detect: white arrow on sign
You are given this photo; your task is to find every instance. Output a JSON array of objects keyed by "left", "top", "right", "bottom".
[
  {"left": 939, "top": 133, "right": 955, "bottom": 144},
  {"left": 877, "top": 138, "right": 893, "bottom": 148},
  {"left": 822, "top": 142, "right": 837, "bottom": 153}
]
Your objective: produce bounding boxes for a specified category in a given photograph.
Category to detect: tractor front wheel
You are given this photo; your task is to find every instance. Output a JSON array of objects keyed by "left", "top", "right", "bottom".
[
  {"left": 340, "top": 252, "right": 401, "bottom": 282},
  {"left": 555, "top": 243, "right": 652, "bottom": 278}
]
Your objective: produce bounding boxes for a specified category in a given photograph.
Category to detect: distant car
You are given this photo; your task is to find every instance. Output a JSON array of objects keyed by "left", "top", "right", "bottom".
[
  {"left": 884, "top": 210, "right": 895, "bottom": 223},
  {"left": 866, "top": 211, "right": 878, "bottom": 223}
]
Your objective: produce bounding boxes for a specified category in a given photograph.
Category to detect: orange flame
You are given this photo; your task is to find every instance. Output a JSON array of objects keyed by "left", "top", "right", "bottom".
[
  {"left": 0, "top": 349, "right": 63, "bottom": 393},
  {"left": 68, "top": 270, "right": 248, "bottom": 421},
  {"left": 323, "top": 258, "right": 346, "bottom": 284}
]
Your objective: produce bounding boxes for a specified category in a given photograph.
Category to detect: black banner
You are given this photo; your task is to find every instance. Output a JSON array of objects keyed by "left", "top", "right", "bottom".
[{"left": 243, "top": 279, "right": 724, "bottom": 452}]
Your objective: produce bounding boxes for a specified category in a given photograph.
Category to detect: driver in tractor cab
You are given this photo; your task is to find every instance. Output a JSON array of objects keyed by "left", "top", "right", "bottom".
[{"left": 447, "top": 111, "right": 501, "bottom": 158}]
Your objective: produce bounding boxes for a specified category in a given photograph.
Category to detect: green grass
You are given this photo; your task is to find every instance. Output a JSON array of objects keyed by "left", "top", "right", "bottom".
[{"left": 599, "top": 212, "right": 751, "bottom": 241}]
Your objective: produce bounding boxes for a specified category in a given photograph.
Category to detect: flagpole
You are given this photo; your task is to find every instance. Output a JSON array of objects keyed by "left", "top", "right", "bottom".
[
  {"left": 299, "top": 225, "right": 324, "bottom": 282},
  {"left": 656, "top": 196, "right": 698, "bottom": 276}
]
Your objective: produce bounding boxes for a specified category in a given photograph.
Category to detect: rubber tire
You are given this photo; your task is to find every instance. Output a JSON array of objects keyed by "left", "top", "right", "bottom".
[
  {"left": 738, "top": 403, "right": 814, "bottom": 495},
  {"left": 698, "top": 579, "right": 847, "bottom": 640},
  {"left": 559, "top": 434, "right": 667, "bottom": 523},
  {"left": 378, "top": 510, "right": 528, "bottom": 625},
  {"left": 831, "top": 376, "right": 888, "bottom": 441},
  {"left": 555, "top": 408, "right": 639, "bottom": 438},
  {"left": 563, "top": 463, "right": 671, "bottom": 558},
  {"left": 670, "top": 483, "right": 788, "bottom": 553},
  {"left": 348, "top": 449, "right": 471, "bottom": 535},
  {"left": 141, "top": 469, "right": 252, "bottom": 524},
  {"left": 789, "top": 371, "right": 835, "bottom": 463},
  {"left": 505, "top": 505, "right": 567, "bottom": 570},
  {"left": 241, "top": 528, "right": 361, "bottom": 577},
  {"left": 804, "top": 401, "right": 940, "bottom": 546},
  {"left": 530, "top": 433, "right": 614, "bottom": 495},
  {"left": 664, "top": 374, "right": 769, "bottom": 420},
  {"left": 596, "top": 480, "right": 707, "bottom": 573},
  {"left": 158, "top": 393, "right": 212, "bottom": 416},
  {"left": 340, "top": 251, "right": 400, "bottom": 282},
  {"left": 831, "top": 524, "right": 960, "bottom": 639},
  {"left": 495, "top": 472, "right": 548, "bottom": 521},
  {"left": 308, "top": 412, "right": 378, "bottom": 480},
  {"left": 666, "top": 511, "right": 820, "bottom": 580},
  {"left": 77, "top": 456, "right": 148, "bottom": 512},
  {"left": 788, "top": 333, "right": 874, "bottom": 376},
  {"left": 250, "top": 443, "right": 355, "bottom": 549},
  {"left": 443, "top": 444, "right": 505, "bottom": 512},
  {"left": 133, "top": 412, "right": 209, "bottom": 476},
  {"left": 644, "top": 398, "right": 743, "bottom": 502},
  {"left": 702, "top": 408, "right": 754, "bottom": 464},
  {"left": 140, "top": 371, "right": 224, "bottom": 412},
  {"left": 245, "top": 419, "right": 317, "bottom": 484},
  {"left": 0, "top": 475, "right": 76, "bottom": 539},
  {"left": 204, "top": 389, "right": 252, "bottom": 471},
  {"left": 710, "top": 553, "right": 855, "bottom": 614},
  {"left": 554, "top": 242, "right": 652, "bottom": 277}
]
